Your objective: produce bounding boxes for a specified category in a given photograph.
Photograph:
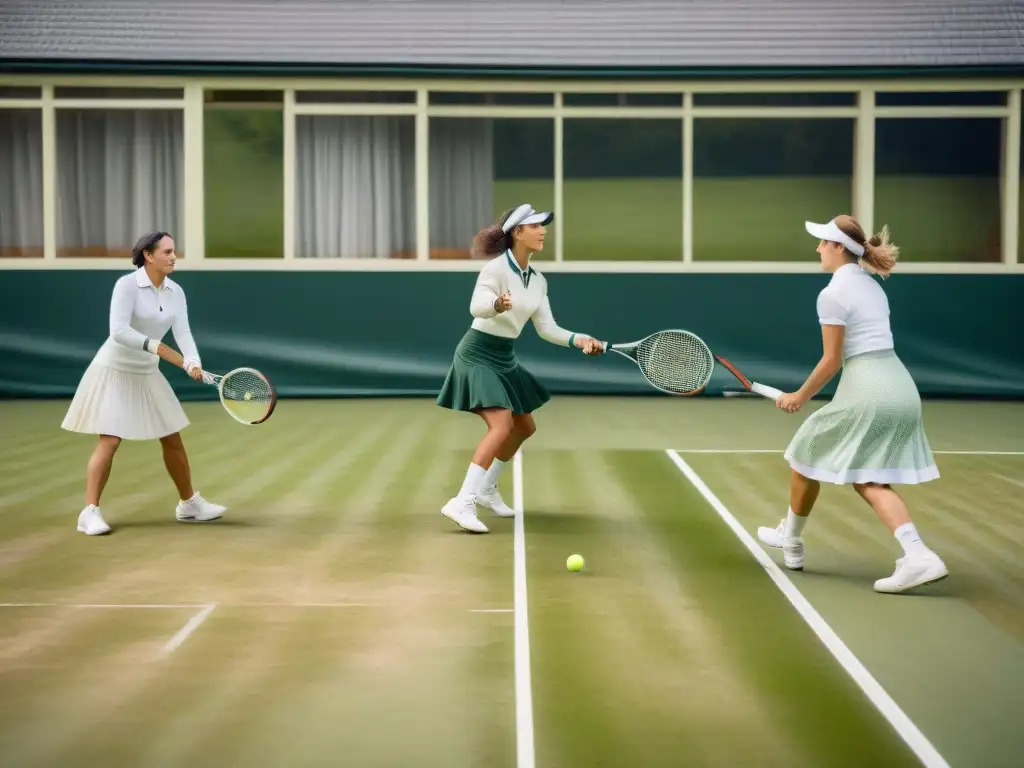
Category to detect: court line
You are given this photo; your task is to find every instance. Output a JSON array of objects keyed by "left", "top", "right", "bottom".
[
  {"left": 664, "top": 449, "right": 950, "bottom": 768},
  {"left": 163, "top": 603, "right": 216, "bottom": 655},
  {"left": 0, "top": 602, "right": 508, "bottom": 611},
  {"left": 673, "top": 448, "right": 1024, "bottom": 456},
  {"left": 513, "top": 449, "right": 535, "bottom": 768},
  {"left": 0, "top": 603, "right": 206, "bottom": 609}
]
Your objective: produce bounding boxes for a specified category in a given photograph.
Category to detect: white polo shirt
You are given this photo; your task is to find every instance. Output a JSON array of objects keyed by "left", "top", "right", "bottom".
[
  {"left": 816, "top": 263, "right": 894, "bottom": 359},
  {"left": 94, "top": 268, "right": 201, "bottom": 374},
  {"left": 469, "top": 251, "right": 577, "bottom": 346}
]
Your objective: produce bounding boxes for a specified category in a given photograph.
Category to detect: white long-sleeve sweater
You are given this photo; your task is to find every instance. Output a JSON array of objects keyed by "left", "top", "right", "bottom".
[{"left": 469, "top": 251, "right": 577, "bottom": 346}]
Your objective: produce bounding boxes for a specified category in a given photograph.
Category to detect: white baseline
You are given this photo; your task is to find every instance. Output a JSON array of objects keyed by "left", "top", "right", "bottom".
[
  {"left": 664, "top": 449, "right": 950, "bottom": 768},
  {"left": 672, "top": 448, "right": 1024, "bottom": 456}
]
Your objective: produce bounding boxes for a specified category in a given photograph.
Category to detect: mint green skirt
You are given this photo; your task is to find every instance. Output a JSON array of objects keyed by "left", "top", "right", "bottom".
[
  {"left": 785, "top": 350, "right": 939, "bottom": 485},
  {"left": 436, "top": 329, "right": 551, "bottom": 415}
]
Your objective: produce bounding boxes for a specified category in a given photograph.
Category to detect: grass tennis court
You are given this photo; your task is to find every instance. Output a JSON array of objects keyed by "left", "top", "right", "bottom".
[{"left": 1, "top": 396, "right": 1022, "bottom": 766}]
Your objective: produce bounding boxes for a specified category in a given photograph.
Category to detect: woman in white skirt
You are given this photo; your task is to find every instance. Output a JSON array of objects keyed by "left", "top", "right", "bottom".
[
  {"left": 62, "top": 231, "right": 226, "bottom": 535},
  {"left": 756, "top": 215, "right": 948, "bottom": 594}
]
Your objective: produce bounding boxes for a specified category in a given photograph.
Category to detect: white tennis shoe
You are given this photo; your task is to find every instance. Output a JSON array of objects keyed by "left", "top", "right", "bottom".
[
  {"left": 77, "top": 504, "right": 111, "bottom": 536},
  {"left": 441, "top": 495, "right": 489, "bottom": 533},
  {"left": 175, "top": 492, "right": 225, "bottom": 522},
  {"left": 477, "top": 485, "right": 515, "bottom": 517},
  {"left": 874, "top": 552, "right": 948, "bottom": 594},
  {"left": 757, "top": 519, "right": 804, "bottom": 570}
]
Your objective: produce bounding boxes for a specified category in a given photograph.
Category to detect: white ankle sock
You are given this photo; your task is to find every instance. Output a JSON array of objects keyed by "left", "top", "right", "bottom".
[
  {"left": 894, "top": 523, "right": 929, "bottom": 557},
  {"left": 482, "top": 458, "right": 507, "bottom": 490},
  {"left": 459, "top": 464, "right": 487, "bottom": 498},
  {"left": 784, "top": 508, "right": 808, "bottom": 538}
]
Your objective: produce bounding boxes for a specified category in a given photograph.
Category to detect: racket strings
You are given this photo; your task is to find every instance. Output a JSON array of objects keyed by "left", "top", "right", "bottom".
[
  {"left": 635, "top": 332, "right": 714, "bottom": 394},
  {"left": 220, "top": 369, "right": 274, "bottom": 423}
]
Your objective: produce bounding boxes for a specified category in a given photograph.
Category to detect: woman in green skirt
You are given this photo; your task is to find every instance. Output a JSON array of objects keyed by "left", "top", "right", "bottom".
[
  {"left": 436, "top": 203, "right": 604, "bottom": 533},
  {"left": 757, "top": 214, "right": 948, "bottom": 594}
]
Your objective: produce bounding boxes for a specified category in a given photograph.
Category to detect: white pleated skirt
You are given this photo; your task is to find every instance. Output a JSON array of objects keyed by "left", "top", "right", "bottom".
[{"left": 61, "top": 357, "right": 190, "bottom": 441}]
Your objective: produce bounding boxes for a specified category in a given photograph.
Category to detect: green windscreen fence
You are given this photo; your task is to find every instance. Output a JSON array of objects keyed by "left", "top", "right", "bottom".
[{"left": 1, "top": 270, "right": 1021, "bottom": 400}]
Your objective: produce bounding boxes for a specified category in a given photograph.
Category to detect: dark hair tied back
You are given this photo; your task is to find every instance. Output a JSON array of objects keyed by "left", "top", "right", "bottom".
[
  {"left": 131, "top": 231, "right": 171, "bottom": 268},
  {"left": 470, "top": 208, "right": 516, "bottom": 258}
]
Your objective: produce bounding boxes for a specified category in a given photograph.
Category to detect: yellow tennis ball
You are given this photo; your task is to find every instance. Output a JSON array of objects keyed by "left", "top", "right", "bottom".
[
  {"left": 566, "top": 554, "right": 584, "bottom": 572},
  {"left": 244, "top": 391, "right": 253, "bottom": 400}
]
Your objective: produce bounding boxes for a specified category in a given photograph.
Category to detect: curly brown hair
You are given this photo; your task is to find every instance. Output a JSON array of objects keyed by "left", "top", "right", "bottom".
[{"left": 470, "top": 208, "right": 518, "bottom": 258}]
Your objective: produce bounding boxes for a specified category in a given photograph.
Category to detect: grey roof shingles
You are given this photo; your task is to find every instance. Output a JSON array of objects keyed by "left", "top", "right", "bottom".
[{"left": 1, "top": 0, "right": 1023, "bottom": 73}]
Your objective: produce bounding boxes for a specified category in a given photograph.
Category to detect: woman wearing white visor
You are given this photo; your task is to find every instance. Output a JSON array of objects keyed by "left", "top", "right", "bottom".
[
  {"left": 436, "top": 204, "right": 604, "bottom": 533},
  {"left": 757, "top": 215, "right": 947, "bottom": 594}
]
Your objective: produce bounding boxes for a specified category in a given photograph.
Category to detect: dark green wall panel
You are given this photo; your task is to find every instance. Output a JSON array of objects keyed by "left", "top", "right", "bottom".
[{"left": 1, "top": 270, "right": 1021, "bottom": 400}]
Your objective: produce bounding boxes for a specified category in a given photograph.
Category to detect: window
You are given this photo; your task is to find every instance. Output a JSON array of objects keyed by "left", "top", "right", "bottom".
[
  {"left": 427, "top": 118, "right": 554, "bottom": 260},
  {"left": 56, "top": 109, "right": 184, "bottom": 258},
  {"left": 204, "top": 90, "right": 283, "bottom": 258},
  {"left": 693, "top": 119, "right": 853, "bottom": 261},
  {"left": 296, "top": 91, "right": 416, "bottom": 104},
  {"left": 295, "top": 115, "right": 416, "bottom": 259},
  {"left": 564, "top": 93, "right": 682, "bottom": 107},
  {"left": 563, "top": 119, "right": 682, "bottom": 260},
  {"left": 0, "top": 86, "right": 42, "bottom": 99},
  {"left": 875, "top": 118, "right": 1002, "bottom": 262},
  {"left": 430, "top": 92, "right": 553, "bottom": 106},
  {"left": 0, "top": 109, "right": 43, "bottom": 257},
  {"left": 694, "top": 92, "right": 855, "bottom": 107}
]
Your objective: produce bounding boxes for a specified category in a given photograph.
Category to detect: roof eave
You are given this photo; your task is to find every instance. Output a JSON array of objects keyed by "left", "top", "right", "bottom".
[{"left": 3, "top": 58, "right": 1024, "bottom": 80}]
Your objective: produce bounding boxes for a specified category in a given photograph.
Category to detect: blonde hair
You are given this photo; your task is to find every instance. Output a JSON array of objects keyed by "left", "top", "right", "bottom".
[{"left": 833, "top": 214, "right": 899, "bottom": 278}]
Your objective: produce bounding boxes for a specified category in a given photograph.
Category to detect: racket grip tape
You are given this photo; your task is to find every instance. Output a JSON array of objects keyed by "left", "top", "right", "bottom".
[{"left": 751, "top": 382, "right": 785, "bottom": 401}]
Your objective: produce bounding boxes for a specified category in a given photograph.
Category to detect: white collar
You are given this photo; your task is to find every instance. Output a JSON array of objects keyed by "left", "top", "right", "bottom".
[
  {"left": 135, "top": 267, "right": 174, "bottom": 291},
  {"left": 831, "top": 262, "right": 864, "bottom": 281}
]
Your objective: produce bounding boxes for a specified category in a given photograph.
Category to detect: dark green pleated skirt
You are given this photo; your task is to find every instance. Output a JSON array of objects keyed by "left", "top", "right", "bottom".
[{"left": 436, "top": 328, "right": 551, "bottom": 414}]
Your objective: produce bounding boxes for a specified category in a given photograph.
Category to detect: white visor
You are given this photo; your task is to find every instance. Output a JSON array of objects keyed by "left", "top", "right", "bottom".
[
  {"left": 805, "top": 218, "right": 864, "bottom": 257},
  {"left": 502, "top": 203, "right": 554, "bottom": 233}
]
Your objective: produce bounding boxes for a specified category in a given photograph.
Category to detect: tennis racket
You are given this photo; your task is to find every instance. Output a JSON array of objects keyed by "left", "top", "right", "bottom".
[
  {"left": 599, "top": 329, "right": 784, "bottom": 400},
  {"left": 155, "top": 344, "right": 277, "bottom": 425}
]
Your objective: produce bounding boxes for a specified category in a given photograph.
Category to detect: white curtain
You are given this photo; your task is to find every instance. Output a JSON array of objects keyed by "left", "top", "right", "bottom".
[
  {"left": 295, "top": 115, "right": 416, "bottom": 259},
  {"left": 0, "top": 110, "right": 44, "bottom": 256},
  {"left": 294, "top": 115, "right": 494, "bottom": 258},
  {"left": 56, "top": 109, "right": 183, "bottom": 256},
  {"left": 428, "top": 118, "right": 494, "bottom": 252}
]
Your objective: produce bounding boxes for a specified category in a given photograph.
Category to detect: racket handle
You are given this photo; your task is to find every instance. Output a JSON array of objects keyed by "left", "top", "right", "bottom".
[{"left": 751, "top": 382, "right": 784, "bottom": 401}]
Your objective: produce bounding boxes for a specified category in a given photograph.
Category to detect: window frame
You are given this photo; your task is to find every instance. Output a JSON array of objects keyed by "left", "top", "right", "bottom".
[{"left": 0, "top": 75, "right": 1019, "bottom": 273}]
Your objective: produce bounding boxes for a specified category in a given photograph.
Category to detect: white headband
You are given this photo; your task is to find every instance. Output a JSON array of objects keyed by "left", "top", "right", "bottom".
[
  {"left": 804, "top": 218, "right": 865, "bottom": 257},
  {"left": 502, "top": 203, "right": 554, "bottom": 233}
]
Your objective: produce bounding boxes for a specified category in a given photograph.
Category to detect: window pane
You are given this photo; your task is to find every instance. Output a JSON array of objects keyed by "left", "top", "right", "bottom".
[
  {"left": 204, "top": 100, "right": 283, "bottom": 258},
  {"left": 428, "top": 118, "right": 554, "bottom": 260},
  {"left": 295, "top": 115, "right": 416, "bottom": 259},
  {"left": 564, "top": 93, "right": 682, "bottom": 107},
  {"left": 876, "top": 91, "right": 1006, "bottom": 107},
  {"left": 564, "top": 119, "right": 682, "bottom": 260},
  {"left": 430, "top": 92, "right": 553, "bottom": 106},
  {"left": 693, "top": 119, "right": 853, "bottom": 260},
  {"left": 57, "top": 109, "right": 183, "bottom": 258},
  {"left": 54, "top": 87, "right": 184, "bottom": 99},
  {"left": 297, "top": 91, "right": 415, "bottom": 104},
  {"left": 0, "top": 86, "right": 41, "bottom": 99},
  {"left": 875, "top": 118, "right": 1001, "bottom": 262},
  {"left": 0, "top": 109, "right": 43, "bottom": 257},
  {"left": 694, "top": 92, "right": 855, "bottom": 106}
]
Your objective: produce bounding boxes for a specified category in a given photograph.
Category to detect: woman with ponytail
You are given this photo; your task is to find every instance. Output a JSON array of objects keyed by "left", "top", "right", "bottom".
[
  {"left": 756, "top": 214, "right": 948, "bottom": 594},
  {"left": 436, "top": 204, "right": 604, "bottom": 533}
]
